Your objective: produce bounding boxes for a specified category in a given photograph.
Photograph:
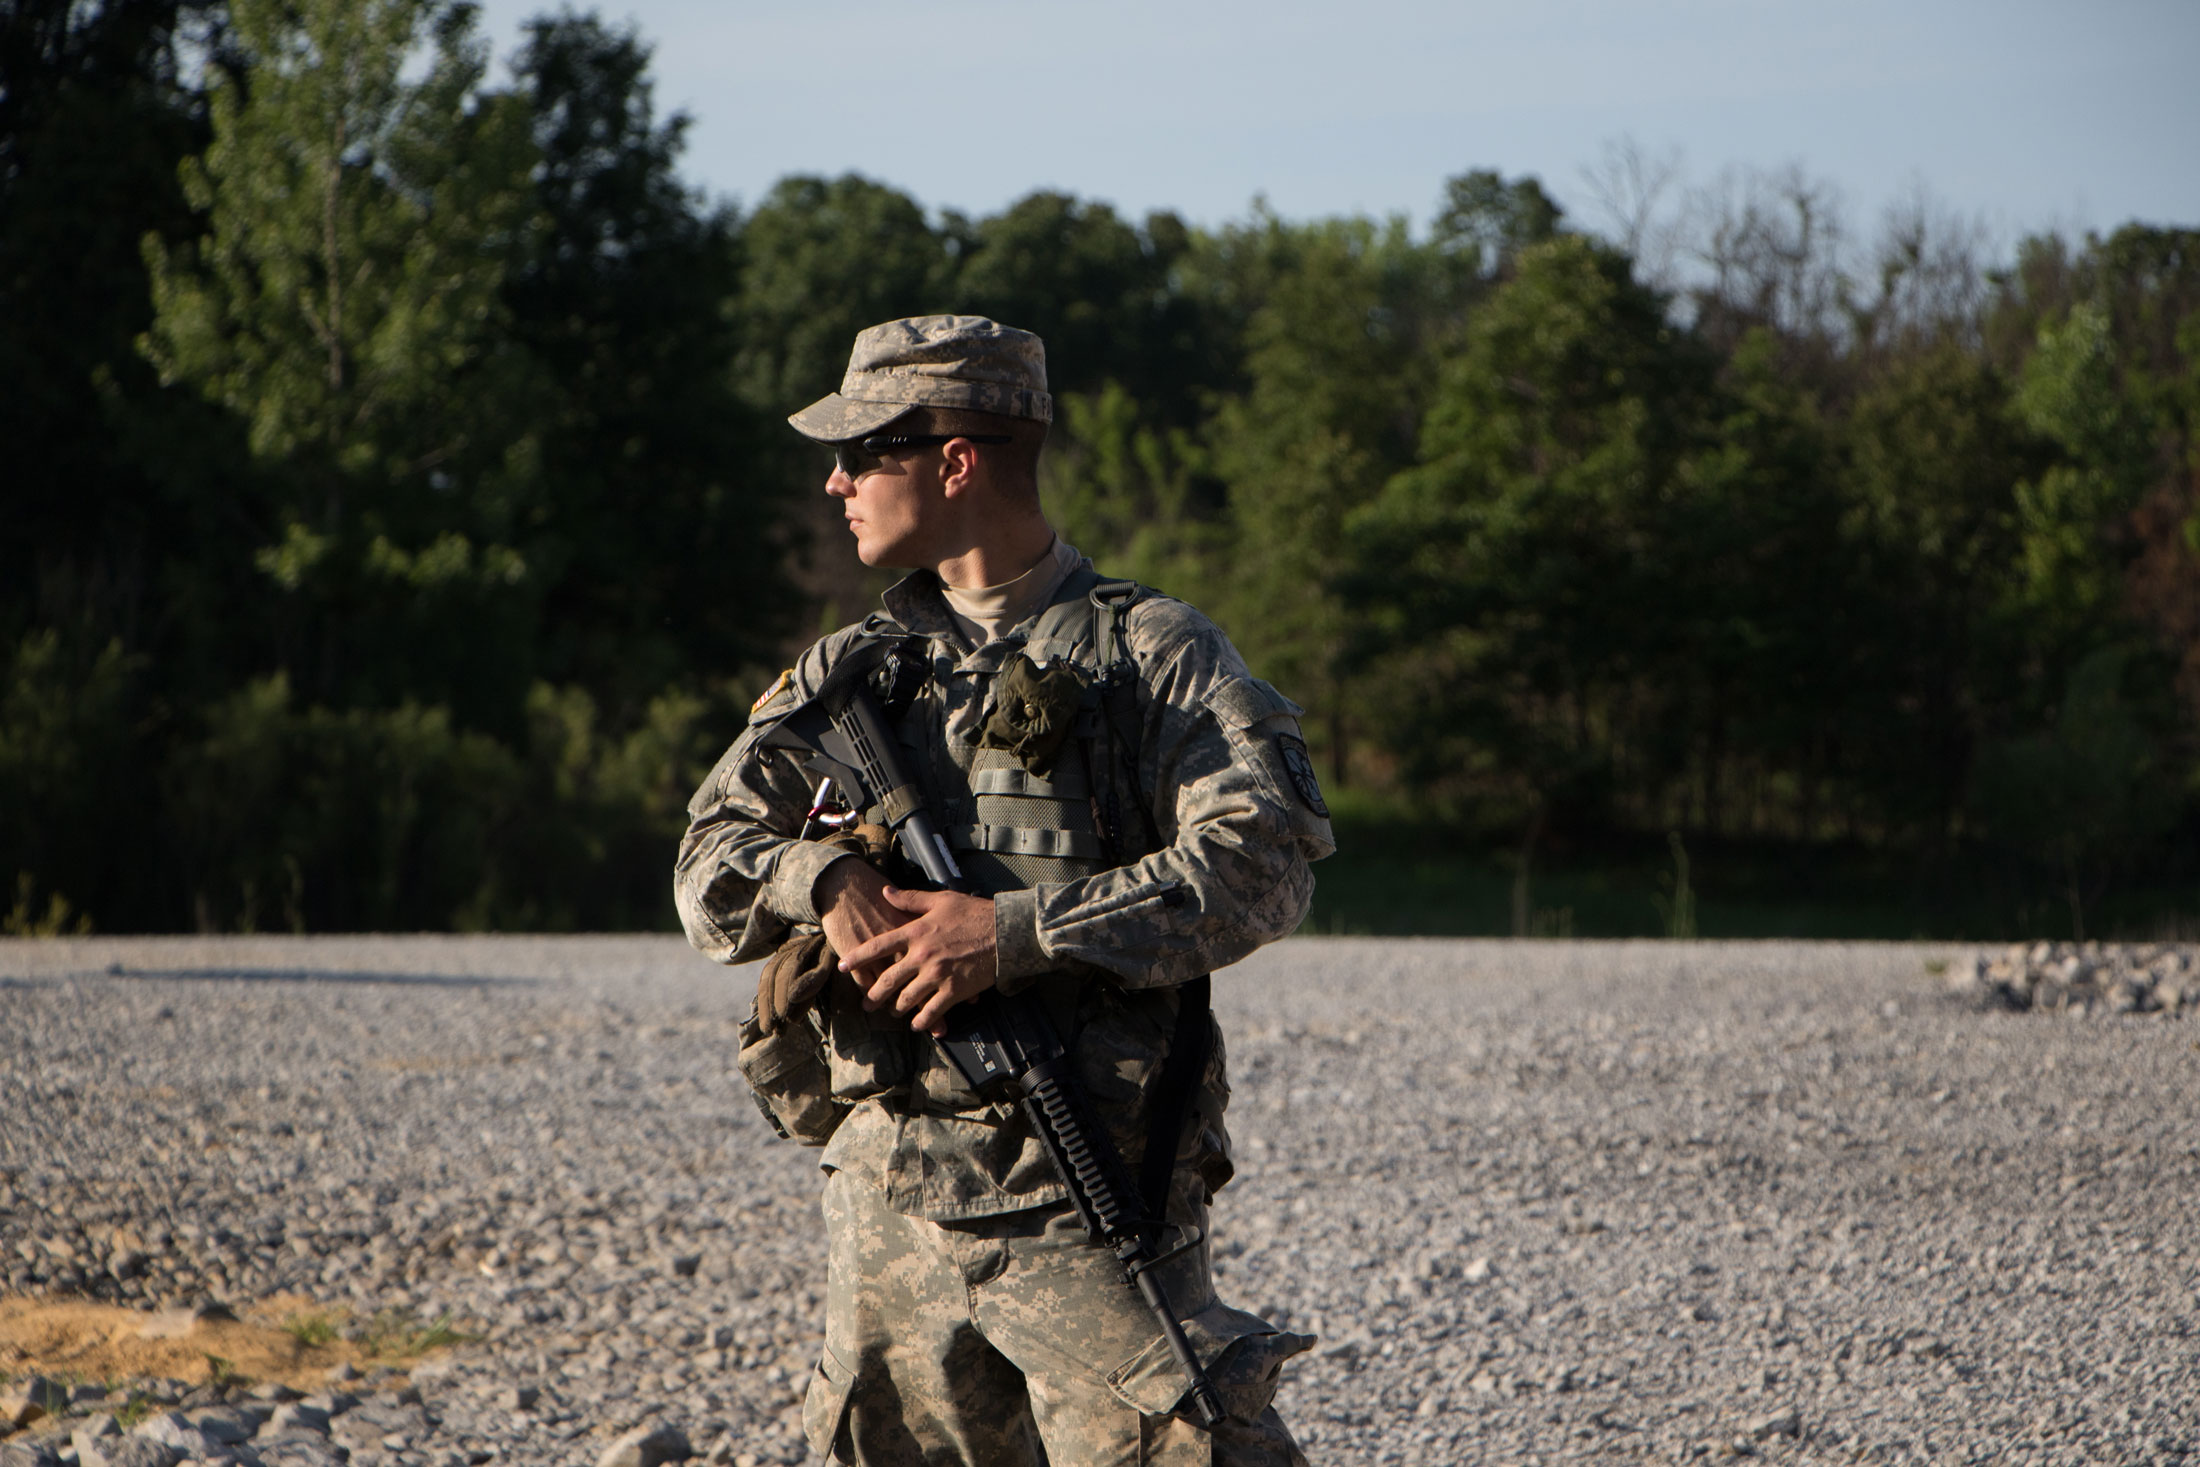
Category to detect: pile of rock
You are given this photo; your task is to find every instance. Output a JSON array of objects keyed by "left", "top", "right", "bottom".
[
  {"left": 1, "top": 1369, "right": 391, "bottom": 1467},
  {"left": 1947, "top": 941, "right": 2195, "bottom": 1015},
  {"left": 0, "top": 1367, "right": 702, "bottom": 1467}
]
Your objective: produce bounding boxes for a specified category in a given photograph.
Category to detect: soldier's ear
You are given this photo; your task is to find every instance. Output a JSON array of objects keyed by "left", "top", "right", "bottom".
[{"left": 936, "top": 438, "right": 983, "bottom": 498}]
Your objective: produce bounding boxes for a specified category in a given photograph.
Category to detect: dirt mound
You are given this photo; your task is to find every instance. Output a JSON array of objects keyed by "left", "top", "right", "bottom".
[{"left": 0, "top": 1296, "right": 374, "bottom": 1391}]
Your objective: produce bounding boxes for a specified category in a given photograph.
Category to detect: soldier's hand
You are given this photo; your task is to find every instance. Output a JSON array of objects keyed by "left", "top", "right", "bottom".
[
  {"left": 815, "top": 857, "right": 910, "bottom": 988},
  {"left": 838, "top": 886, "right": 998, "bottom": 1037}
]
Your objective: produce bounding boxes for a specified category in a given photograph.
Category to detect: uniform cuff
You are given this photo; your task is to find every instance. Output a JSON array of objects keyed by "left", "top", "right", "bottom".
[
  {"left": 991, "top": 887, "right": 1049, "bottom": 995},
  {"left": 766, "top": 841, "right": 860, "bottom": 926}
]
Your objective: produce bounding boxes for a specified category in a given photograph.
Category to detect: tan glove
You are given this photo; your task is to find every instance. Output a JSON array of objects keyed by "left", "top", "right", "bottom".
[
  {"left": 838, "top": 822, "right": 896, "bottom": 864},
  {"left": 756, "top": 822, "right": 904, "bottom": 1035},
  {"left": 756, "top": 930, "right": 836, "bottom": 1037}
]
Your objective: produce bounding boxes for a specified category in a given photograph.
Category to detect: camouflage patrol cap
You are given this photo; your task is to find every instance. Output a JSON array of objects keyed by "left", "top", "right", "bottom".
[{"left": 787, "top": 315, "right": 1052, "bottom": 442}]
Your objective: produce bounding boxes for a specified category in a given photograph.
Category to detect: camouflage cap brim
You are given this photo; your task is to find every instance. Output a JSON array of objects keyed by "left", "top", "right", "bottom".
[
  {"left": 787, "top": 394, "right": 913, "bottom": 443},
  {"left": 787, "top": 315, "right": 1053, "bottom": 443}
]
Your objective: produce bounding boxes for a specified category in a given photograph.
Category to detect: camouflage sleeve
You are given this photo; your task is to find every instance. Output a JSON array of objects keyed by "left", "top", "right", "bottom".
[
  {"left": 674, "top": 638, "right": 860, "bottom": 966},
  {"left": 991, "top": 601, "right": 1336, "bottom": 994}
]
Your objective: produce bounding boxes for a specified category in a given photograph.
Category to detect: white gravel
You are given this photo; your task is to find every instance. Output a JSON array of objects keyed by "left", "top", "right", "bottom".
[{"left": 3, "top": 935, "right": 2196, "bottom": 1466}]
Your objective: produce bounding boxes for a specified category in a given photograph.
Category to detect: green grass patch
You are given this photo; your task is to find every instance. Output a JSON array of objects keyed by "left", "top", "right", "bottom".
[
  {"left": 281, "top": 1310, "right": 341, "bottom": 1348},
  {"left": 354, "top": 1308, "right": 475, "bottom": 1358}
]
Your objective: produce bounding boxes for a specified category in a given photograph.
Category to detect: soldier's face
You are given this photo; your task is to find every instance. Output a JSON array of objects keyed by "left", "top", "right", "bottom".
[{"left": 826, "top": 447, "right": 943, "bottom": 568}]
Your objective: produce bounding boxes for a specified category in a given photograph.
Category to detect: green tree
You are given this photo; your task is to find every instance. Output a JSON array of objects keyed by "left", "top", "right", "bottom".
[
  {"left": 169, "top": 672, "right": 521, "bottom": 931},
  {"left": 134, "top": 0, "right": 556, "bottom": 929},
  {"left": 1, "top": 0, "right": 215, "bottom": 644},
  {"left": 731, "top": 173, "right": 947, "bottom": 414},
  {"left": 1202, "top": 208, "right": 1467, "bottom": 783},
  {"left": 1432, "top": 168, "right": 1563, "bottom": 280},
  {"left": 2054, "top": 229, "right": 2200, "bottom": 768},
  {"left": 947, "top": 192, "right": 1221, "bottom": 420},
  {"left": 1837, "top": 345, "right": 2039, "bottom": 839},
  {"left": 2008, "top": 301, "right": 2154, "bottom": 653},
  {"left": 1345, "top": 233, "right": 1713, "bottom": 833},
  {"left": 0, "top": 631, "right": 144, "bottom": 929},
  {"left": 1664, "top": 328, "right": 1857, "bottom": 840},
  {"left": 506, "top": 9, "right": 789, "bottom": 713},
  {"left": 1040, "top": 380, "right": 1223, "bottom": 598},
  {"left": 0, "top": 0, "right": 234, "bottom": 930},
  {"left": 1968, "top": 649, "right": 2171, "bottom": 938},
  {"left": 142, "top": 0, "right": 542, "bottom": 726},
  {"left": 1983, "top": 226, "right": 2199, "bottom": 904}
]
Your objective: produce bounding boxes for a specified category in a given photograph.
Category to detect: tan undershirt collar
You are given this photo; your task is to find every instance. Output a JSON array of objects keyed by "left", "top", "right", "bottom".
[{"left": 940, "top": 537, "right": 1080, "bottom": 649}]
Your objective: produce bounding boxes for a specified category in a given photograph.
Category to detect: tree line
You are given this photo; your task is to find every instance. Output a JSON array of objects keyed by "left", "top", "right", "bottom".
[{"left": 5, "top": 0, "right": 2196, "bottom": 937}]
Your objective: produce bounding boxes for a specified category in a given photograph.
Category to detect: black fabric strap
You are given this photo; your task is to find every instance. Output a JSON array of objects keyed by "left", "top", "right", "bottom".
[
  {"left": 872, "top": 634, "right": 931, "bottom": 721},
  {"left": 1139, "top": 974, "right": 1213, "bottom": 1241},
  {"left": 1083, "top": 579, "right": 1163, "bottom": 863}
]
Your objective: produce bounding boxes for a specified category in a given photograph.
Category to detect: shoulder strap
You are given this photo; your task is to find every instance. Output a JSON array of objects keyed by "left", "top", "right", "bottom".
[
  {"left": 1089, "top": 578, "right": 1140, "bottom": 671},
  {"left": 1087, "top": 579, "right": 1161, "bottom": 862}
]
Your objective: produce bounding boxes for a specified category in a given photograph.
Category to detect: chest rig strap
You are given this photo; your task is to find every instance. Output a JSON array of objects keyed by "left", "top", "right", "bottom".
[
  {"left": 1091, "top": 579, "right": 1137, "bottom": 669},
  {"left": 1038, "top": 575, "right": 1212, "bottom": 1230},
  {"left": 1088, "top": 580, "right": 1164, "bottom": 866}
]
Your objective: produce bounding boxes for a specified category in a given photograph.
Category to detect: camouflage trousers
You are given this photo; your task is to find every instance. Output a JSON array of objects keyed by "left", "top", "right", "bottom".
[{"left": 805, "top": 1169, "right": 1314, "bottom": 1466}]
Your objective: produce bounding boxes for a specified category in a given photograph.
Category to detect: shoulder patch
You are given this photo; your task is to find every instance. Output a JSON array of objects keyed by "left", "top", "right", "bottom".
[
  {"left": 1274, "top": 733, "right": 1330, "bottom": 818},
  {"left": 751, "top": 668, "right": 795, "bottom": 714}
]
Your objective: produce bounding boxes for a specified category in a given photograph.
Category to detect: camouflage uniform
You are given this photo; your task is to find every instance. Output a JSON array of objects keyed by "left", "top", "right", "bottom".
[{"left": 676, "top": 317, "right": 1333, "bottom": 1466}]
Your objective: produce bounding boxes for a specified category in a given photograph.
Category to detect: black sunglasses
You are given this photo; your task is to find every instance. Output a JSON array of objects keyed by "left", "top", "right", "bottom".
[{"left": 832, "top": 433, "right": 1012, "bottom": 478}]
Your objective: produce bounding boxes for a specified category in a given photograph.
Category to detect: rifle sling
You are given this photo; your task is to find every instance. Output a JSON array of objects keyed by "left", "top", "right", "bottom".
[{"left": 1137, "top": 974, "right": 1212, "bottom": 1244}]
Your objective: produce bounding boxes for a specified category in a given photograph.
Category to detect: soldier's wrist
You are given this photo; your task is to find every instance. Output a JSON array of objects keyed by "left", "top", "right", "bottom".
[
  {"left": 809, "top": 851, "right": 864, "bottom": 913},
  {"left": 991, "top": 888, "right": 1048, "bottom": 994},
  {"left": 766, "top": 840, "right": 862, "bottom": 926}
]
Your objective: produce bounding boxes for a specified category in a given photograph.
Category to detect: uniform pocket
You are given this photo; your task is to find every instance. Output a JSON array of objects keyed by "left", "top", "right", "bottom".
[
  {"left": 802, "top": 1343, "right": 858, "bottom": 1461},
  {"left": 1103, "top": 1301, "right": 1317, "bottom": 1424},
  {"left": 736, "top": 1011, "right": 846, "bottom": 1146}
]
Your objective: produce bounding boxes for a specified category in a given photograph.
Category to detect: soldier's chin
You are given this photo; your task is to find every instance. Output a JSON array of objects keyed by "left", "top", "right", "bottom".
[{"left": 850, "top": 533, "right": 903, "bottom": 569}]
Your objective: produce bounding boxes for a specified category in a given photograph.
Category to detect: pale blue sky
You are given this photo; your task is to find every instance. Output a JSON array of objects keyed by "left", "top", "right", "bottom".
[{"left": 470, "top": 0, "right": 2199, "bottom": 247}]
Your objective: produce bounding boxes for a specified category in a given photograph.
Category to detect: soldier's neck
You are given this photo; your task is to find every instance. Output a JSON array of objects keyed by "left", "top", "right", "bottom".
[
  {"left": 939, "top": 537, "right": 1077, "bottom": 649},
  {"left": 932, "top": 514, "right": 1058, "bottom": 592}
]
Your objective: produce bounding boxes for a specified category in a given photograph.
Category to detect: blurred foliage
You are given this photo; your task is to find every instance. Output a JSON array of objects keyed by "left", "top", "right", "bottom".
[
  {"left": 4, "top": 0, "right": 777, "bottom": 930},
  {"left": 4, "top": 0, "right": 2197, "bottom": 935}
]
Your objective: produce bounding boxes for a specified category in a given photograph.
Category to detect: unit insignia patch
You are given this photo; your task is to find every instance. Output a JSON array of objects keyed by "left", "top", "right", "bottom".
[{"left": 1275, "top": 733, "right": 1330, "bottom": 818}]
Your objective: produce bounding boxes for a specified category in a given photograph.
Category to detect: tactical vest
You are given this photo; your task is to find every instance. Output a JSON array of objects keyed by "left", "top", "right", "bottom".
[
  {"left": 823, "top": 569, "right": 1215, "bottom": 1181},
  {"left": 735, "top": 565, "right": 1233, "bottom": 1216},
  {"left": 846, "top": 566, "right": 1153, "bottom": 895}
]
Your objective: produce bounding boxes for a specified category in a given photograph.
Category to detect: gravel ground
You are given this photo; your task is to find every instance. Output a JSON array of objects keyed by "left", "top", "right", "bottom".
[{"left": 2, "top": 935, "right": 2196, "bottom": 1466}]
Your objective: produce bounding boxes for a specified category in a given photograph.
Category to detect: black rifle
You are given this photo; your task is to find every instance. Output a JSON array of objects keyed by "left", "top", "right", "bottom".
[{"left": 765, "top": 666, "right": 1227, "bottom": 1427}]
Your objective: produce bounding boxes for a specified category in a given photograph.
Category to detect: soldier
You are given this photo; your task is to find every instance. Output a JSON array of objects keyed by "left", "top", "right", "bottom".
[{"left": 676, "top": 315, "right": 1334, "bottom": 1465}]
